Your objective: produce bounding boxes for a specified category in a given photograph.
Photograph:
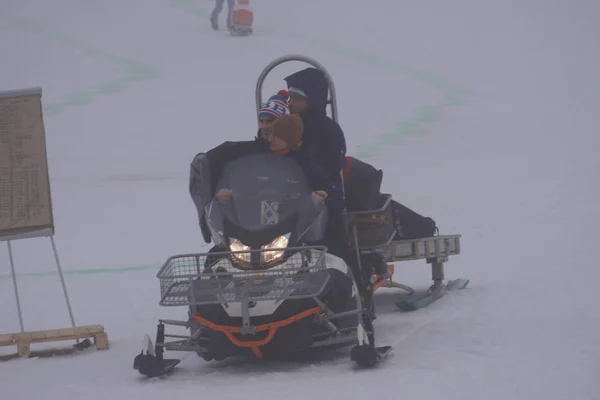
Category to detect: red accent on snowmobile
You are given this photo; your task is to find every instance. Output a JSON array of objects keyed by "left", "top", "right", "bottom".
[{"left": 343, "top": 156, "right": 353, "bottom": 181}]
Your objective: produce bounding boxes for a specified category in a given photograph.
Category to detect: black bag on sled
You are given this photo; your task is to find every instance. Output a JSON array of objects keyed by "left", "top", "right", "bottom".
[
  {"left": 342, "top": 156, "right": 438, "bottom": 240},
  {"left": 389, "top": 199, "right": 438, "bottom": 239}
]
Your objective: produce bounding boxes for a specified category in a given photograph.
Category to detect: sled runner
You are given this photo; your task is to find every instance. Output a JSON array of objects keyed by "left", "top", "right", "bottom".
[{"left": 133, "top": 55, "right": 467, "bottom": 379}]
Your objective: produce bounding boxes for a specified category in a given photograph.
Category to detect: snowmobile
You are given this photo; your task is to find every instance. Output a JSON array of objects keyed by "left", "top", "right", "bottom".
[{"left": 133, "top": 55, "right": 468, "bottom": 379}]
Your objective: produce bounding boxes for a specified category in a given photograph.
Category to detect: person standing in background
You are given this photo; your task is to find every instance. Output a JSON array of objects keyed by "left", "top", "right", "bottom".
[{"left": 211, "top": 0, "right": 235, "bottom": 30}]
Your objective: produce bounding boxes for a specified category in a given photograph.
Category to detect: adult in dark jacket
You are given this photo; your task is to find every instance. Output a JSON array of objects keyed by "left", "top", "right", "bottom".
[
  {"left": 267, "top": 117, "right": 368, "bottom": 303},
  {"left": 283, "top": 68, "right": 347, "bottom": 185},
  {"left": 215, "top": 114, "right": 344, "bottom": 216},
  {"left": 284, "top": 68, "right": 393, "bottom": 288}
]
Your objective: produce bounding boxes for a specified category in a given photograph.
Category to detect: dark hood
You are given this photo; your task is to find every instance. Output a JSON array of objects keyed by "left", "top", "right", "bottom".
[{"left": 284, "top": 68, "right": 329, "bottom": 115}]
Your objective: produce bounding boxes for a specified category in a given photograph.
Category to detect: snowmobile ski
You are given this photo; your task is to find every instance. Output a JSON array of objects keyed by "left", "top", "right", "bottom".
[
  {"left": 133, "top": 352, "right": 180, "bottom": 378},
  {"left": 133, "top": 334, "right": 181, "bottom": 378},
  {"left": 351, "top": 345, "right": 392, "bottom": 367},
  {"left": 395, "top": 278, "right": 470, "bottom": 311}
]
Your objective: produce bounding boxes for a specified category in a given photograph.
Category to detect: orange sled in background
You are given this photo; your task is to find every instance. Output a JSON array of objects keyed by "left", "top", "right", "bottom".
[{"left": 230, "top": 0, "right": 253, "bottom": 36}]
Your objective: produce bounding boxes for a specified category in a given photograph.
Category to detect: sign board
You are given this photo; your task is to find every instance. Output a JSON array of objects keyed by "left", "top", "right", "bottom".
[{"left": 0, "top": 87, "right": 54, "bottom": 241}]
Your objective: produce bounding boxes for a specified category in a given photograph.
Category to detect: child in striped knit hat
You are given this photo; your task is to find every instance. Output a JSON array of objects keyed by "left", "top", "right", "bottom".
[{"left": 257, "top": 90, "right": 290, "bottom": 140}]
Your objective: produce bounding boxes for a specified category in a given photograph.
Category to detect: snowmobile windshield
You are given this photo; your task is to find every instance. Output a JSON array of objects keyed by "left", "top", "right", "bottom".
[{"left": 211, "top": 152, "right": 326, "bottom": 244}]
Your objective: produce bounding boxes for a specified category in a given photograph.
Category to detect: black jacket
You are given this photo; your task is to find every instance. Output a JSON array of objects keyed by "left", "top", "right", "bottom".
[
  {"left": 207, "top": 137, "right": 344, "bottom": 215},
  {"left": 284, "top": 68, "right": 347, "bottom": 184},
  {"left": 283, "top": 146, "right": 345, "bottom": 216}
]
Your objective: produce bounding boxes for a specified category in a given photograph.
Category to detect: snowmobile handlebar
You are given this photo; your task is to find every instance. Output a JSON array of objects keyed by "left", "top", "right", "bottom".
[{"left": 255, "top": 54, "right": 338, "bottom": 125}]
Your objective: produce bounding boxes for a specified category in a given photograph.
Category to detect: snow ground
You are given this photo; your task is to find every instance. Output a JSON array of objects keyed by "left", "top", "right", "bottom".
[{"left": 1, "top": 0, "right": 599, "bottom": 399}]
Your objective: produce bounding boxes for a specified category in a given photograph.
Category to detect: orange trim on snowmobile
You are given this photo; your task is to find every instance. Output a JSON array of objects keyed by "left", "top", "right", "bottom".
[
  {"left": 192, "top": 306, "right": 322, "bottom": 359},
  {"left": 371, "top": 264, "right": 395, "bottom": 291}
]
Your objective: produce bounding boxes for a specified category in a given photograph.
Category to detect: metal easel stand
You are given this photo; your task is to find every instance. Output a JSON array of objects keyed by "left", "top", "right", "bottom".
[
  {"left": 1, "top": 233, "right": 108, "bottom": 358},
  {"left": 6, "top": 235, "right": 76, "bottom": 333}
]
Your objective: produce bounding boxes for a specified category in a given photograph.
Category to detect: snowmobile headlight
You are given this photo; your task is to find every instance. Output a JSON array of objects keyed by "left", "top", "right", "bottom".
[
  {"left": 261, "top": 233, "right": 290, "bottom": 265},
  {"left": 229, "top": 238, "right": 251, "bottom": 264}
]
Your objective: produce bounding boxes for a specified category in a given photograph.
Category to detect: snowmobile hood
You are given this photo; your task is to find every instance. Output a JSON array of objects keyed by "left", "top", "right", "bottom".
[{"left": 284, "top": 68, "right": 329, "bottom": 115}]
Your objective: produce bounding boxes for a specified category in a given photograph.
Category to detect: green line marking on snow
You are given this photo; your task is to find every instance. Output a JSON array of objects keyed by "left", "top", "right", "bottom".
[
  {"left": 0, "top": 264, "right": 157, "bottom": 280},
  {"left": 170, "top": 0, "right": 473, "bottom": 159},
  {"left": 4, "top": 17, "right": 161, "bottom": 116}
]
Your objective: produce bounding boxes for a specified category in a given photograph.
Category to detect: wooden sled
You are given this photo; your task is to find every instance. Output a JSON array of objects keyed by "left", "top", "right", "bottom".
[{"left": 0, "top": 324, "right": 109, "bottom": 360}]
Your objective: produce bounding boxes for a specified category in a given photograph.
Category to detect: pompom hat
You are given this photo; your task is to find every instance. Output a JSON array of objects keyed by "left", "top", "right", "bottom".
[{"left": 258, "top": 90, "right": 290, "bottom": 120}]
